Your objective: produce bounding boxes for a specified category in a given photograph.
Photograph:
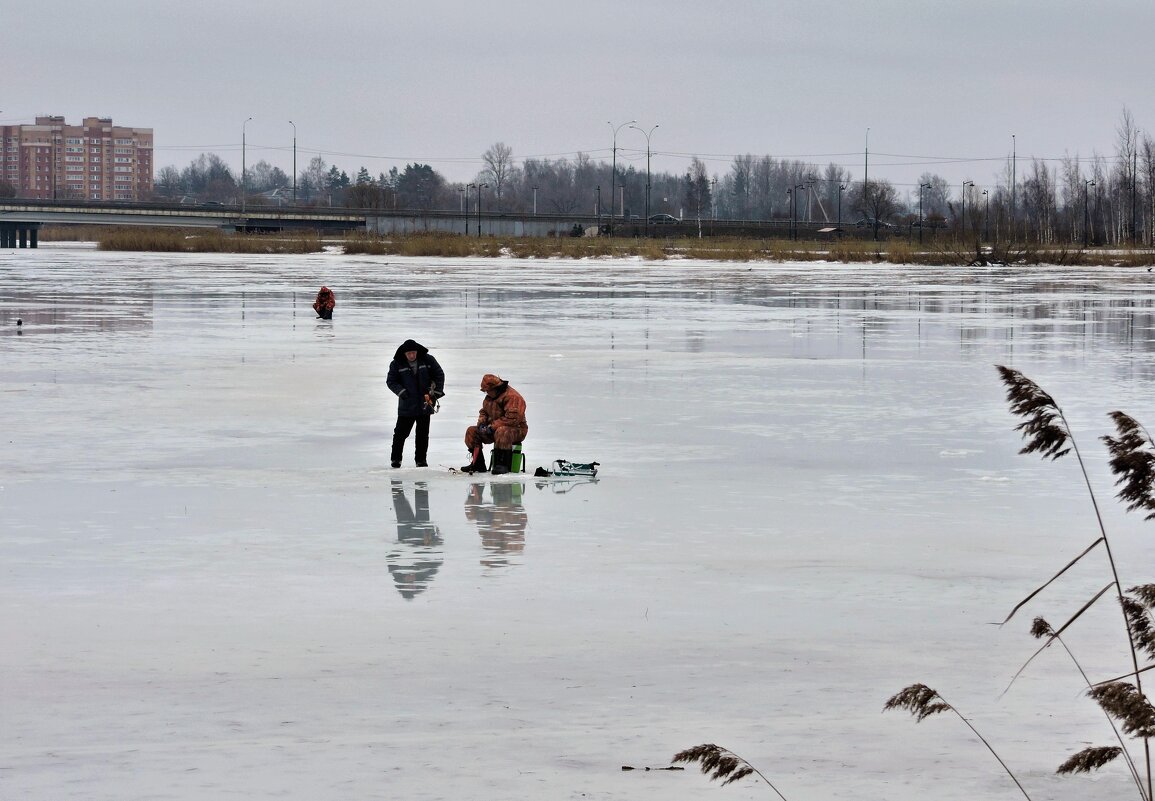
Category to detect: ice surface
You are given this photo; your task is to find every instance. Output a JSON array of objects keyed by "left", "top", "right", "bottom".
[{"left": 4, "top": 247, "right": 1155, "bottom": 800}]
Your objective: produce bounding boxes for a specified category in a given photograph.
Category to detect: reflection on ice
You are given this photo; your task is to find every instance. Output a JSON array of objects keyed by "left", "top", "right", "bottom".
[
  {"left": 386, "top": 480, "right": 442, "bottom": 599},
  {"left": 464, "top": 481, "right": 528, "bottom": 567},
  {"left": 535, "top": 476, "right": 600, "bottom": 494}
]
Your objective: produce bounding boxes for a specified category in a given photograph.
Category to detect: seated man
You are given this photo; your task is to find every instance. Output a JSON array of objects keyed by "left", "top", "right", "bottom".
[
  {"left": 461, "top": 374, "right": 528, "bottom": 475},
  {"left": 313, "top": 286, "right": 336, "bottom": 320}
]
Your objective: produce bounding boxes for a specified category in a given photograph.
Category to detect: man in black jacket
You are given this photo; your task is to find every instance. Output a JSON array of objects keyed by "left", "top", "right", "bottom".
[{"left": 386, "top": 339, "right": 445, "bottom": 468}]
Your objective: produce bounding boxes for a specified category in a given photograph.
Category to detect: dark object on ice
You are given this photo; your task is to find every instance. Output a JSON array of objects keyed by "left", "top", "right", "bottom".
[
  {"left": 312, "top": 286, "right": 335, "bottom": 319},
  {"left": 16, "top": 318, "right": 22, "bottom": 326},
  {"left": 534, "top": 466, "right": 551, "bottom": 477}
]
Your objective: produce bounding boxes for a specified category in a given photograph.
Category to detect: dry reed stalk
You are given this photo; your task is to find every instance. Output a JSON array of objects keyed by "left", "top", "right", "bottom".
[
  {"left": 672, "top": 744, "right": 788, "bottom": 800},
  {"left": 884, "top": 684, "right": 1034, "bottom": 800}
]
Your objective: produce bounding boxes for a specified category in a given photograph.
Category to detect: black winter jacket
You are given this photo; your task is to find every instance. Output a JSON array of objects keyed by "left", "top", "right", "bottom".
[{"left": 386, "top": 339, "right": 446, "bottom": 417}]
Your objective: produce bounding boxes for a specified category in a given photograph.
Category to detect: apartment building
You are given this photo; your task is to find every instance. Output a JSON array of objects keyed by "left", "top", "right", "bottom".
[{"left": 0, "top": 115, "right": 153, "bottom": 201}]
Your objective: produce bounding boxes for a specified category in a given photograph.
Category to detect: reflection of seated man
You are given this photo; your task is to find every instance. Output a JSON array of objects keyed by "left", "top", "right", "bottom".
[
  {"left": 386, "top": 480, "right": 443, "bottom": 600},
  {"left": 464, "top": 481, "right": 528, "bottom": 568}
]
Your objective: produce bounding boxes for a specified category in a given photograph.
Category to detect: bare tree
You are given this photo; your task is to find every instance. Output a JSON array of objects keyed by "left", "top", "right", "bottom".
[{"left": 481, "top": 142, "right": 516, "bottom": 210}]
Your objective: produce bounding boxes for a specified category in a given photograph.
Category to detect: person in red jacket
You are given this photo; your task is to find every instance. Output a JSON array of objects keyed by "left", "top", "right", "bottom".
[
  {"left": 461, "top": 374, "right": 528, "bottom": 475},
  {"left": 312, "top": 286, "right": 335, "bottom": 320}
]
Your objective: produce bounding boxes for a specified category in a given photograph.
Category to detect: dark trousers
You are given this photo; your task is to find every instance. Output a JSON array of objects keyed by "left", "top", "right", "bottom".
[{"left": 392, "top": 415, "right": 430, "bottom": 464}]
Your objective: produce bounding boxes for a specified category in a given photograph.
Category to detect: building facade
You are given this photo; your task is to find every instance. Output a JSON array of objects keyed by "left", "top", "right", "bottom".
[{"left": 1, "top": 116, "right": 153, "bottom": 201}]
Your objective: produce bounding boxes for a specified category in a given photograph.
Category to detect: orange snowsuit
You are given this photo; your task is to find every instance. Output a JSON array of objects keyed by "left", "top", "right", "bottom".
[
  {"left": 313, "top": 286, "right": 335, "bottom": 319},
  {"left": 464, "top": 376, "right": 527, "bottom": 451}
]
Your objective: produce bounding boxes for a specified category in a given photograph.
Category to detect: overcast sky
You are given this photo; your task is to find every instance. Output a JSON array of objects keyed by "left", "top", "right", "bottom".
[{"left": 4, "top": 0, "right": 1153, "bottom": 199}]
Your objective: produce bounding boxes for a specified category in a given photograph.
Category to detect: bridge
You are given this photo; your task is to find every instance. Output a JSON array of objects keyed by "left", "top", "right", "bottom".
[
  {"left": 0, "top": 198, "right": 822, "bottom": 248},
  {"left": 0, "top": 199, "right": 369, "bottom": 247}
]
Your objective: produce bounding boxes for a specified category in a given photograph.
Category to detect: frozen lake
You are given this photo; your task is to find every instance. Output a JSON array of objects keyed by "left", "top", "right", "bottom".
[{"left": 5, "top": 246, "right": 1155, "bottom": 800}]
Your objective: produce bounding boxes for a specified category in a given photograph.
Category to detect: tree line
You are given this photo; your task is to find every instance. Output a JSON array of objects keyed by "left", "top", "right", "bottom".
[{"left": 151, "top": 109, "right": 1155, "bottom": 245}]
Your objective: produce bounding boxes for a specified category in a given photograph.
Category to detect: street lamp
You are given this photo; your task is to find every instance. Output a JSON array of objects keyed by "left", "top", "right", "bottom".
[
  {"left": 630, "top": 123, "right": 658, "bottom": 236},
  {"left": 982, "top": 189, "right": 989, "bottom": 242},
  {"left": 289, "top": 120, "right": 297, "bottom": 204},
  {"left": 532, "top": 185, "right": 538, "bottom": 216},
  {"left": 463, "top": 185, "right": 471, "bottom": 234},
  {"left": 837, "top": 183, "right": 846, "bottom": 233},
  {"left": 787, "top": 187, "right": 794, "bottom": 240},
  {"left": 1011, "top": 134, "right": 1016, "bottom": 236},
  {"left": 242, "top": 117, "right": 252, "bottom": 213},
  {"left": 595, "top": 185, "right": 601, "bottom": 231},
  {"left": 960, "top": 180, "right": 974, "bottom": 237},
  {"left": 788, "top": 183, "right": 804, "bottom": 240},
  {"left": 1084, "top": 179, "right": 1095, "bottom": 248},
  {"left": 474, "top": 182, "right": 488, "bottom": 237},
  {"left": 607, "top": 119, "right": 635, "bottom": 236},
  {"left": 919, "top": 183, "right": 931, "bottom": 243}
]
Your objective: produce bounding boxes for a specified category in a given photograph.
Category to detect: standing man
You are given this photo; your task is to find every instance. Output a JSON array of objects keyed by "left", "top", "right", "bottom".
[
  {"left": 386, "top": 339, "right": 445, "bottom": 468},
  {"left": 461, "top": 374, "right": 528, "bottom": 475}
]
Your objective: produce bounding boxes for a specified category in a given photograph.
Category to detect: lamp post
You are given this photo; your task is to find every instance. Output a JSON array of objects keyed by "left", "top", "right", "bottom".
[
  {"left": 1084, "top": 179, "right": 1095, "bottom": 248},
  {"left": 630, "top": 123, "right": 658, "bottom": 236},
  {"left": 463, "top": 185, "right": 471, "bottom": 234},
  {"left": 1011, "top": 134, "right": 1016, "bottom": 239},
  {"left": 242, "top": 117, "right": 252, "bottom": 213},
  {"left": 837, "top": 183, "right": 846, "bottom": 233},
  {"left": 787, "top": 187, "right": 794, "bottom": 240},
  {"left": 289, "top": 120, "right": 297, "bottom": 204},
  {"left": 794, "top": 184, "right": 804, "bottom": 239},
  {"left": 595, "top": 185, "right": 601, "bottom": 232},
  {"left": 982, "top": 189, "right": 989, "bottom": 242},
  {"left": 919, "top": 183, "right": 931, "bottom": 244},
  {"left": 475, "top": 182, "right": 488, "bottom": 238},
  {"left": 532, "top": 185, "right": 538, "bottom": 216},
  {"left": 607, "top": 119, "right": 635, "bottom": 236},
  {"left": 863, "top": 127, "right": 870, "bottom": 229},
  {"left": 960, "top": 180, "right": 974, "bottom": 237}
]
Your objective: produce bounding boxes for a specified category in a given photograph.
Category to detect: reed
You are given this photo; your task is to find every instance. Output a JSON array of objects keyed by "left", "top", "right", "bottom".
[
  {"left": 96, "top": 227, "right": 321, "bottom": 253},
  {"left": 672, "top": 744, "right": 789, "bottom": 800},
  {"left": 885, "top": 368, "right": 1155, "bottom": 801}
]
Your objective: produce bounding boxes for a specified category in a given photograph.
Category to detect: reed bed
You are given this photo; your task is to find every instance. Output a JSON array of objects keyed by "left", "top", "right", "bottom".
[
  {"left": 97, "top": 227, "right": 321, "bottom": 253},
  {"left": 41, "top": 225, "right": 1155, "bottom": 266}
]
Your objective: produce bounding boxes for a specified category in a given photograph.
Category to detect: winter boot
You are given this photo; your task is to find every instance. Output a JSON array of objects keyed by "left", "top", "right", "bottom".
[
  {"left": 460, "top": 448, "right": 487, "bottom": 474},
  {"left": 490, "top": 448, "right": 513, "bottom": 475}
]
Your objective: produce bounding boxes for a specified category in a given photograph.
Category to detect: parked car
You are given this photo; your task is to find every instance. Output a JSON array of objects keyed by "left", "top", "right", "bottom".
[
  {"left": 855, "top": 217, "right": 895, "bottom": 229},
  {"left": 648, "top": 213, "right": 679, "bottom": 224}
]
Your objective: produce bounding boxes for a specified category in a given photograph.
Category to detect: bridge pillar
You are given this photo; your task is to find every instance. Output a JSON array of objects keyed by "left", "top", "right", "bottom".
[{"left": 0, "top": 223, "right": 40, "bottom": 248}]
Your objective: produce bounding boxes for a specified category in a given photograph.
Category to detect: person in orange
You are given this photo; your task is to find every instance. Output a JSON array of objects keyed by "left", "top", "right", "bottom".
[
  {"left": 312, "top": 286, "right": 335, "bottom": 320},
  {"left": 461, "top": 374, "right": 528, "bottom": 475}
]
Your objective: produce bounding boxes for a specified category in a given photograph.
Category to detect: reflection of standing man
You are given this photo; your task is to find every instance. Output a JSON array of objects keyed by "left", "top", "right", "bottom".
[
  {"left": 464, "top": 482, "right": 528, "bottom": 568},
  {"left": 387, "top": 480, "right": 443, "bottom": 599},
  {"left": 386, "top": 339, "right": 445, "bottom": 469}
]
